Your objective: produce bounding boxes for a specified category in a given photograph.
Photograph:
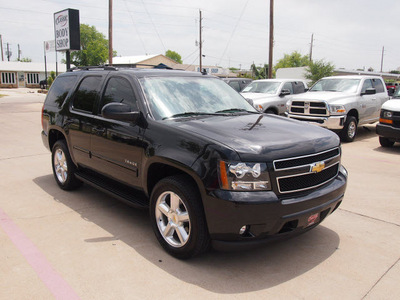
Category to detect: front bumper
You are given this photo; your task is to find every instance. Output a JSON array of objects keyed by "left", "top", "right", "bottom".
[
  {"left": 376, "top": 123, "right": 400, "bottom": 141},
  {"left": 286, "top": 113, "right": 345, "bottom": 130},
  {"left": 203, "top": 167, "right": 347, "bottom": 250}
]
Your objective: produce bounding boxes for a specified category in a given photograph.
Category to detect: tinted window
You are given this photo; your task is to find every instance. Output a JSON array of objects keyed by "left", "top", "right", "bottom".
[
  {"left": 282, "top": 82, "right": 293, "bottom": 94},
  {"left": 228, "top": 81, "right": 241, "bottom": 92},
  {"left": 361, "top": 79, "right": 373, "bottom": 93},
  {"left": 293, "top": 82, "right": 306, "bottom": 94},
  {"left": 101, "top": 77, "right": 138, "bottom": 111},
  {"left": 46, "top": 76, "right": 76, "bottom": 108},
  {"left": 73, "top": 76, "right": 102, "bottom": 113},
  {"left": 372, "top": 78, "right": 384, "bottom": 93}
]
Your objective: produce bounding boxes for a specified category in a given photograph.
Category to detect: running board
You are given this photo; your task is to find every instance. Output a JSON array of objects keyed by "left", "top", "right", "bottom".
[{"left": 75, "top": 170, "right": 149, "bottom": 209}]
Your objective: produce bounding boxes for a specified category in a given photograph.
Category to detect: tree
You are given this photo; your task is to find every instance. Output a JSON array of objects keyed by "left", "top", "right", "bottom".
[
  {"left": 17, "top": 57, "right": 32, "bottom": 62},
  {"left": 251, "top": 63, "right": 270, "bottom": 79},
  {"left": 275, "top": 51, "right": 309, "bottom": 70},
  {"left": 70, "top": 24, "right": 116, "bottom": 66},
  {"left": 165, "top": 50, "right": 182, "bottom": 64},
  {"left": 47, "top": 71, "right": 56, "bottom": 88},
  {"left": 305, "top": 59, "right": 335, "bottom": 85}
]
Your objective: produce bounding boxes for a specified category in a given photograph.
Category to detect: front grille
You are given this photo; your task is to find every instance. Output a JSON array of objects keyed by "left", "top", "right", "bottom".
[
  {"left": 290, "top": 101, "right": 328, "bottom": 116},
  {"left": 278, "top": 164, "right": 339, "bottom": 193},
  {"left": 273, "top": 147, "right": 341, "bottom": 194},
  {"left": 274, "top": 148, "right": 340, "bottom": 170}
]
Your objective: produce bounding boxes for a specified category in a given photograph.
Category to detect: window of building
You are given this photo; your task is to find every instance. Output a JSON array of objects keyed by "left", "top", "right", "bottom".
[
  {"left": 26, "top": 73, "right": 39, "bottom": 84},
  {"left": 1, "top": 72, "right": 16, "bottom": 84}
]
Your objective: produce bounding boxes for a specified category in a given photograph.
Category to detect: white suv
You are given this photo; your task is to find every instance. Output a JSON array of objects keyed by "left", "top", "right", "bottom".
[{"left": 240, "top": 79, "right": 308, "bottom": 115}]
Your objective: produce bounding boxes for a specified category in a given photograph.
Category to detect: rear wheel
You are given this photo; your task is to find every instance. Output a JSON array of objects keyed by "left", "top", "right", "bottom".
[
  {"left": 340, "top": 116, "right": 357, "bottom": 142},
  {"left": 51, "top": 140, "right": 82, "bottom": 190},
  {"left": 150, "top": 175, "right": 210, "bottom": 259},
  {"left": 379, "top": 136, "right": 394, "bottom": 147}
]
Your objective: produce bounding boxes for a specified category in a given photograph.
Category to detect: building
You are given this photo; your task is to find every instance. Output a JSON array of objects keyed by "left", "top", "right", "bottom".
[
  {"left": 111, "top": 54, "right": 178, "bottom": 69},
  {"left": 0, "top": 61, "right": 66, "bottom": 88}
]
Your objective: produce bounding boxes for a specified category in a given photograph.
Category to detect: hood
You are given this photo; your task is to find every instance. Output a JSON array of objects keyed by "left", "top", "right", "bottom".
[
  {"left": 292, "top": 91, "right": 356, "bottom": 104},
  {"left": 168, "top": 113, "right": 340, "bottom": 161},
  {"left": 382, "top": 99, "right": 400, "bottom": 111},
  {"left": 240, "top": 92, "right": 278, "bottom": 101}
]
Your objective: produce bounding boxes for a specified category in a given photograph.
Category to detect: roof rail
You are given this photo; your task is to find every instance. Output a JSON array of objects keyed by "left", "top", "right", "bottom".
[{"left": 67, "top": 65, "right": 118, "bottom": 72}]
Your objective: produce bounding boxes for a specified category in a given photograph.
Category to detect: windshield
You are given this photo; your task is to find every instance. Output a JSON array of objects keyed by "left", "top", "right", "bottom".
[
  {"left": 393, "top": 87, "right": 400, "bottom": 98},
  {"left": 310, "top": 78, "right": 360, "bottom": 93},
  {"left": 241, "top": 81, "right": 280, "bottom": 94},
  {"left": 139, "top": 76, "right": 257, "bottom": 120}
]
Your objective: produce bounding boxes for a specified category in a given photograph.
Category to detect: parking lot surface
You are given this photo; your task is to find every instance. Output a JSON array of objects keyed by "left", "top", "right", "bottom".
[{"left": 1, "top": 89, "right": 399, "bottom": 299}]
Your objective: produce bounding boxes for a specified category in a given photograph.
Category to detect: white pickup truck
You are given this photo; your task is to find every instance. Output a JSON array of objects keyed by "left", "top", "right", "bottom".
[{"left": 286, "top": 76, "right": 389, "bottom": 142}]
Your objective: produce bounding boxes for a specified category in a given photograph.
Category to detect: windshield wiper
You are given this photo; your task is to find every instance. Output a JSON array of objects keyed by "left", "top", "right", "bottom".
[
  {"left": 162, "top": 112, "right": 218, "bottom": 120},
  {"left": 215, "top": 108, "right": 258, "bottom": 114}
]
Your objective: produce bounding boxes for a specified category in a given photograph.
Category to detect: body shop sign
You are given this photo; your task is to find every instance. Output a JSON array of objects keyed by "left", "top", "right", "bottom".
[{"left": 54, "top": 9, "right": 80, "bottom": 51}]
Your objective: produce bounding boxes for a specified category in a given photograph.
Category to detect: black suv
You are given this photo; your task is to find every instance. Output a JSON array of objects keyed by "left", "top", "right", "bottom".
[{"left": 41, "top": 67, "right": 348, "bottom": 259}]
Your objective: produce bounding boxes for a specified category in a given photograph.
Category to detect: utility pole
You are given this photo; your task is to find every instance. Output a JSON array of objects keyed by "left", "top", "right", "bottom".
[
  {"left": 18, "top": 44, "right": 21, "bottom": 61},
  {"left": 199, "top": 10, "right": 203, "bottom": 73},
  {"left": 0, "top": 35, "right": 4, "bottom": 61},
  {"left": 109, "top": 0, "right": 113, "bottom": 66},
  {"left": 309, "top": 33, "right": 314, "bottom": 62},
  {"left": 268, "top": 0, "right": 274, "bottom": 79},
  {"left": 380, "top": 46, "right": 384, "bottom": 73}
]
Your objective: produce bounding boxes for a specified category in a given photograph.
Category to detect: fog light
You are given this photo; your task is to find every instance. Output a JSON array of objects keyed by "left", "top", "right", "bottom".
[{"left": 239, "top": 225, "right": 248, "bottom": 235}]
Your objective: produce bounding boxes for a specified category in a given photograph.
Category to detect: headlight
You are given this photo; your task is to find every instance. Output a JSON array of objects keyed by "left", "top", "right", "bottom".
[
  {"left": 329, "top": 105, "right": 346, "bottom": 115},
  {"left": 383, "top": 110, "right": 393, "bottom": 118},
  {"left": 218, "top": 161, "right": 271, "bottom": 191}
]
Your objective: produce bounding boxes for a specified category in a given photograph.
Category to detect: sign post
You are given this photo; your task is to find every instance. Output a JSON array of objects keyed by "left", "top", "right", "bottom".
[{"left": 54, "top": 9, "right": 80, "bottom": 70}]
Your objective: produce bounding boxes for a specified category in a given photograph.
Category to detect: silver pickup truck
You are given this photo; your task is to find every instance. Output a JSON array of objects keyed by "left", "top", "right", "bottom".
[{"left": 286, "top": 76, "right": 389, "bottom": 142}]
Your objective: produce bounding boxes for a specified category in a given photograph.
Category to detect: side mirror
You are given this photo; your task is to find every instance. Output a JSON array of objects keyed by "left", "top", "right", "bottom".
[
  {"left": 361, "top": 88, "right": 376, "bottom": 96},
  {"left": 101, "top": 102, "right": 140, "bottom": 123},
  {"left": 280, "top": 89, "right": 291, "bottom": 97}
]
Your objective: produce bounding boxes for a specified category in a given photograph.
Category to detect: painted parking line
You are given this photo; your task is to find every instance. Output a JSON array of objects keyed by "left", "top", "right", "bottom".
[{"left": 0, "top": 208, "right": 80, "bottom": 300}]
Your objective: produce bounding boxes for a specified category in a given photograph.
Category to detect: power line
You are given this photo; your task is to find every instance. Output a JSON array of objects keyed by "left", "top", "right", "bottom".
[{"left": 218, "top": 0, "right": 249, "bottom": 65}]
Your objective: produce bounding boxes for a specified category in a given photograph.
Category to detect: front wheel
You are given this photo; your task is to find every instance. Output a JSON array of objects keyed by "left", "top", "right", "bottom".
[
  {"left": 340, "top": 116, "right": 358, "bottom": 142},
  {"left": 379, "top": 137, "right": 394, "bottom": 147},
  {"left": 150, "top": 175, "right": 210, "bottom": 259}
]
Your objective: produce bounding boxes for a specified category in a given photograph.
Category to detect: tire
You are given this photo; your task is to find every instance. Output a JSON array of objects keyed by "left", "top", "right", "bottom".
[
  {"left": 150, "top": 175, "right": 210, "bottom": 259},
  {"left": 379, "top": 136, "right": 394, "bottom": 148},
  {"left": 51, "top": 140, "right": 82, "bottom": 190},
  {"left": 265, "top": 109, "right": 276, "bottom": 114},
  {"left": 340, "top": 116, "right": 358, "bottom": 142}
]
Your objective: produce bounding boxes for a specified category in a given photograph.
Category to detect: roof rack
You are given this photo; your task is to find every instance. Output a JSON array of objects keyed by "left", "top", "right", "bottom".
[{"left": 67, "top": 65, "right": 118, "bottom": 72}]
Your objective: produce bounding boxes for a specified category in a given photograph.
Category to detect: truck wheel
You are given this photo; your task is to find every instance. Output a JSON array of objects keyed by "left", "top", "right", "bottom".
[
  {"left": 150, "top": 175, "right": 210, "bottom": 259},
  {"left": 265, "top": 109, "right": 277, "bottom": 114},
  {"left": 379, "top": 137, "right": 394, "bottom": 147},
  {"left": 340, "top": 116, "right": 357, "bottom": 142},
  {"left": 52, "top": 140, "right": 82, "bottom": 190}
]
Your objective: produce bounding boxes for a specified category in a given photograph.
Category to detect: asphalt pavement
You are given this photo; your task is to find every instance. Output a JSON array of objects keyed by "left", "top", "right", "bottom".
[{"left": 0, "top": 88, "right": 399, "bottom": 299}]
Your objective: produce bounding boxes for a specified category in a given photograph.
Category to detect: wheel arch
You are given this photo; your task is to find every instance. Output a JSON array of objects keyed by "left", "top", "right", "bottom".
[
  {"left": 347, "top": 109, "right": 359, "bottom": 122},
  {"left": 145, "top": 160, "right": 205, "bottom": 202}
]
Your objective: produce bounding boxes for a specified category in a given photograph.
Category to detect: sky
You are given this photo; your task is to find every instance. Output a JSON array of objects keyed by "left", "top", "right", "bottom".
[{"left": 1, "top": 0, "right": 400, "bottom": 72}]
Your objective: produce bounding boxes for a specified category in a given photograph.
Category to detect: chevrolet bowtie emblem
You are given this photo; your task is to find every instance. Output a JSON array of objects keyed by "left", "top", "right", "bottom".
[{"left": 311, "top": 162, "right": 325, "bottom": 173}]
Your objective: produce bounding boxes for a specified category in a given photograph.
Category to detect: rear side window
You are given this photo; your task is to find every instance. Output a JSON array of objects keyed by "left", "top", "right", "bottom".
[
  {"left": 101, "top": 77, "right": 138, "bottom": 111},
  {"left": 372, "top": 78, "right": 385, "bottom": 93},
  {"left": 293, "top": 82, "right": 306, "bottom": 94},
  {"left": 72, "top": 76, "right": 102, "bottom": 113},
  {"left": 46, "top": 76, "right": 76, "bottom": 108}
]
